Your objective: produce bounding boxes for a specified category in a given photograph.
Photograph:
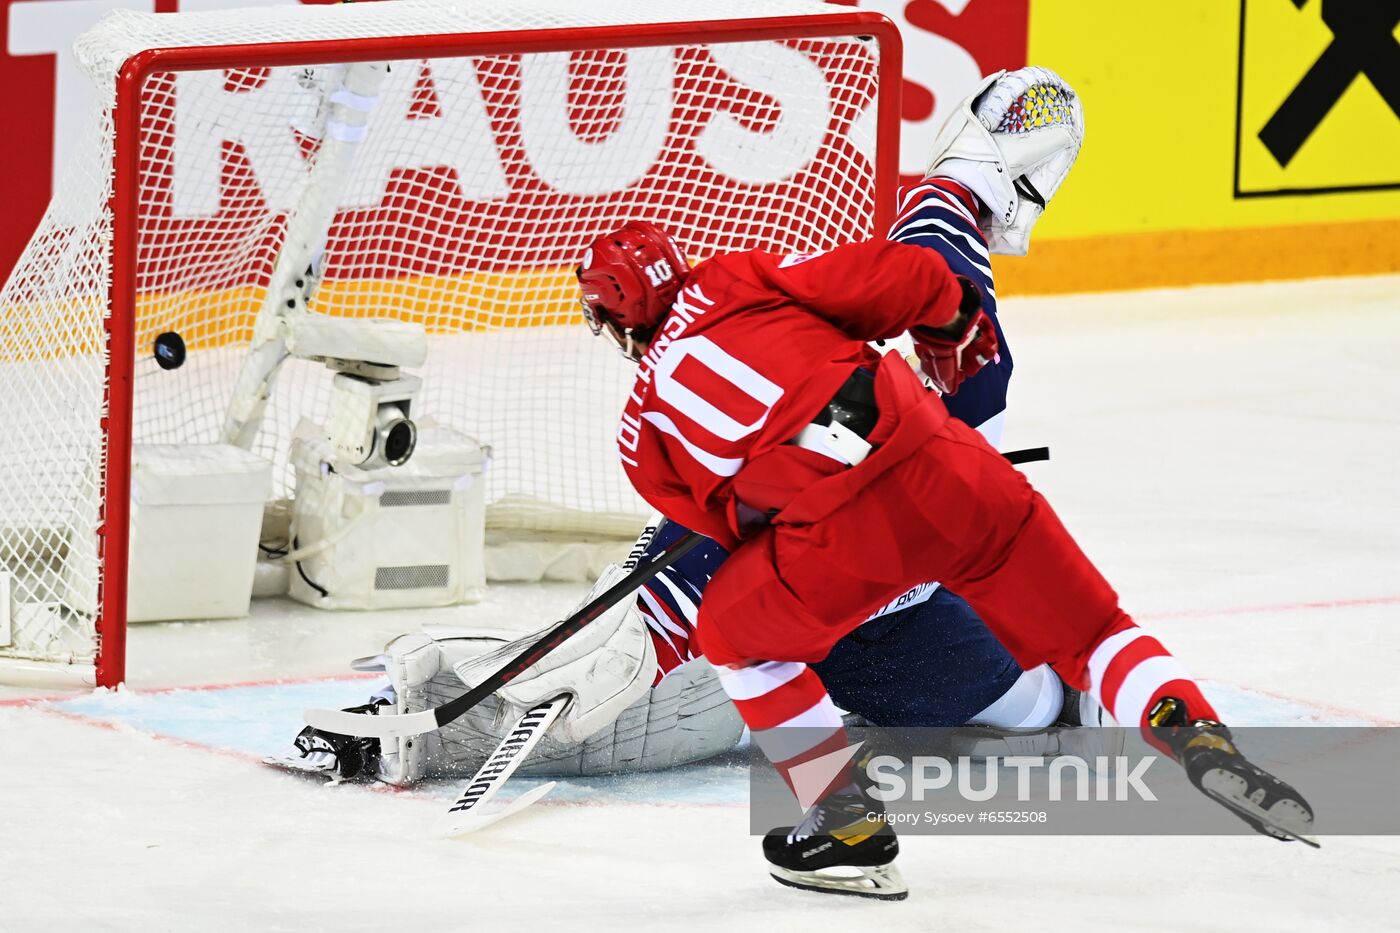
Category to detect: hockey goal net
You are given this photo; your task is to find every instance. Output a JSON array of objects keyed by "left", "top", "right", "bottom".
[{"left": 0, "top": 0, "right": 899, "bottom": 685}]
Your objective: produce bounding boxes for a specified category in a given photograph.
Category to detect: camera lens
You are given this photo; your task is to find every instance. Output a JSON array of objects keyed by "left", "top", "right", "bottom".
[{"left": 378, "top": 410, "right": 417, "bottom": 467}]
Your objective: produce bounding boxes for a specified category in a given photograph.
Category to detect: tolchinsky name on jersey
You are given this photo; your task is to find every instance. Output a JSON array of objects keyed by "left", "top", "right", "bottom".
[{"left": 616, "top": 282, "right": 716, "bottom": 468}]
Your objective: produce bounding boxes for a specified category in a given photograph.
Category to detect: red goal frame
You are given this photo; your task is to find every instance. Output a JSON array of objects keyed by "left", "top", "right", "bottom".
[{"left": 96, "top": 12, "right": 903, "bottom": 687}]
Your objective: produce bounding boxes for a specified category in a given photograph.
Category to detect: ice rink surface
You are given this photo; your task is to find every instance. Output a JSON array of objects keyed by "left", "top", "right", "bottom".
[{"left": 3, "top": 275, "right": 1398, "bottom": 932}]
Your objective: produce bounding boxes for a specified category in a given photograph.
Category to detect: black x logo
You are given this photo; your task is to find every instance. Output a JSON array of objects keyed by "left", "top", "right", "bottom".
[{"left": 1258, "top": 0, "right": 1400, "bottom": 167}]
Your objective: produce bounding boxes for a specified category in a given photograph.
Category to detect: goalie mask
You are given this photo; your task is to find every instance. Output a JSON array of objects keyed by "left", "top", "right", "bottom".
[{"left": 577, "top": 221, "right": 690, "bottom": 362}]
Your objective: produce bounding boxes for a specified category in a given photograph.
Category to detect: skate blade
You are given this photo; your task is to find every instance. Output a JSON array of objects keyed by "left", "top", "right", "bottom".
[
  {"left": 768, "top": 863, "right": 908, "bottom": 901},
  {"left": 441, "top": 782, "right": 557, "bottom": 837},
  {"left": 1201, "top": 770, "right": 1320, "bottom": 849},
  {"left": 261, "top": 750, "right": 341, "bottom": 780}
]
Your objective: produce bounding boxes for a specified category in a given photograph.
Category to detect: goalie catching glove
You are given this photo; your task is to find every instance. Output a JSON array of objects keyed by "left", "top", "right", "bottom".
[
  {"left": 452, "top": 563, "right": 658, "bottom": 746},
  {"left": 911, "top": 276, "right": 998, "bottom": 396},
  {"left": 925, "top": 65, "right": 1084, "bottom": 256}
]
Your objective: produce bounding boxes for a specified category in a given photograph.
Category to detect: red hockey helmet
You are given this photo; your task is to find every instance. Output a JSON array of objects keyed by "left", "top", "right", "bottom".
[{"left": 576, "top": 221, "right": 690, "bottom": 361}]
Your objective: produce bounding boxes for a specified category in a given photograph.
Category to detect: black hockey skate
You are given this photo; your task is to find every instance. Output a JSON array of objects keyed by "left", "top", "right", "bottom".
[
  {"left": 264, "top": 697, "right": 388, "bottom": 781},
  {"left": 1150, "top": 697, "right": 1318, "bottom": 848},
  {"left": 763, "top": 780, "right": 907, "bottom": 901}
]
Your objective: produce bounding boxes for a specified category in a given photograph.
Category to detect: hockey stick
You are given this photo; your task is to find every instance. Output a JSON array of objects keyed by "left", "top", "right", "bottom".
[
  {"left": 1002, "top": 446, "right": 1049, "bottom": 465},
  {"left": 304, "top": 527, "right": 702, "bottom": 740},
  {"left": 438, "top": 697, "right": 566, "bottom": 837},
  {"left": 435, "top": 517, "right": 670, "bottom": 833}
]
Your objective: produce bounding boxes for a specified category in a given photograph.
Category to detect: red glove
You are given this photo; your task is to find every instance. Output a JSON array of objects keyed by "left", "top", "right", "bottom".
[{"left": 911, "top": 276, "right": 999, "bottom": 396}]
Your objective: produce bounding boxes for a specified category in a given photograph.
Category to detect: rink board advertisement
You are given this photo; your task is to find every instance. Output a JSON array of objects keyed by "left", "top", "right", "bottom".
[
  {"left": 1, "top": 0, "right": 1396, "bottom": 292},
  {"left": 1234, "top": 0, "right": 1400, "bottom": 197},
  {"left": 998, "top": 0, "right": 1400, "bottom": 292},
  {"left": 749, "top": 727, "right": 1400, "bottom": 838}
]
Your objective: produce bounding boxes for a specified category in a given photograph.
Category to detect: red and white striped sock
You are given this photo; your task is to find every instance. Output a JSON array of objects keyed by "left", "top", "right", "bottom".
[
  {"left": 1086, "top": 622, "right": 1218, "bottom": 728},
  {"left": 713, "top": 660, "right": 852, "bottom": 799}
]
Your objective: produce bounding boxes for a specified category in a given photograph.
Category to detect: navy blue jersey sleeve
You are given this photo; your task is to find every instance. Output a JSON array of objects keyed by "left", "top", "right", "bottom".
[
  {"left": 645, "top": 520, "right": 727, "bottom": 602},
  {"left": 888, "top": 179, "right": 1012, "bottom": 437},
  {"left": 628, "top": 520, "right": 727, "bottom": 666}
]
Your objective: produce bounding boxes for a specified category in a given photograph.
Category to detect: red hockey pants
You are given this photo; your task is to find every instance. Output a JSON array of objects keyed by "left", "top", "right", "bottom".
[{"left": 695, "top": 394, "right": 1131, "bottom": 693}]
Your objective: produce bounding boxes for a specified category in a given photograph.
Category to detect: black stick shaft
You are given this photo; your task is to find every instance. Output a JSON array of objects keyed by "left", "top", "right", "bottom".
[
  {"left": 1002, "top": 446, "right": 1050, "bottom": 465},
  {"left": 431, "top": 530, "right": 705, "bottom": 728}
]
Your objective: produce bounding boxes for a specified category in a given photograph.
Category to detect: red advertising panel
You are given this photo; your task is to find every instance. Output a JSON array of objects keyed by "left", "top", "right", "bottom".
[
  {"left": 0, "top": 0, "right": 1027, "bottom": 279},
  {"left": 830, "top": 0, "right": 1028, "bottom": 183}
]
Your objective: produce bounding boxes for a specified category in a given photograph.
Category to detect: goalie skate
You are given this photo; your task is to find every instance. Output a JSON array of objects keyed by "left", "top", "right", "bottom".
[
  {"left": 763, "top": 785, "right": 907, "bottom": 901},
  {"left": 1152, "top": 698, "right": 1319, "bottom": 848},
  {"left": 264, "top": 697, "right": 388, "bottom": 782}
]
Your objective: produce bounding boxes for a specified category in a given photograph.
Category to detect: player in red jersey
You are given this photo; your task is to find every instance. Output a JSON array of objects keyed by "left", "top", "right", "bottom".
[{"left": 578, "top": 68, "right": 1315, "bottom": 899}]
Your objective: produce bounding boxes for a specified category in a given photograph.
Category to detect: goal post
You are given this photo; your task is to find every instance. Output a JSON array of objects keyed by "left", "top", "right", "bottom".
[{"left": 0, "top": 0, "right": 902, "bottom": 687}]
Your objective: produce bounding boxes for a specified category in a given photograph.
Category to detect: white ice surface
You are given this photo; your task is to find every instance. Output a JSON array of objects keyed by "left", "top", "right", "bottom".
[{"left": 4, "top": 275, "right": 1400, "bottom": 932}]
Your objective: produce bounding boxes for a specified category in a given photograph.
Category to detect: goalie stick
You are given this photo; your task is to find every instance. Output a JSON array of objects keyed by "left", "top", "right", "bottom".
[
  {"left": 434, "top": 516, "right": 669, "bottom": 834},
  {"left": 304, "top": 524, "right": 700, "bottom": 740},
  {"left": 438, "top": 697, "right": 566, "bottom": 837}
]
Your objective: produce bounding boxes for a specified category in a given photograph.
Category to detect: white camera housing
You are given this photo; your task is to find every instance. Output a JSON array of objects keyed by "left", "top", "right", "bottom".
[
  {"left": 325, "top": 364, "right": 422, "bottom": 470},
  {"left": 280, "top": 312, "right": 430, "bottom": 470},
  {"left": 287, "top": 422, "right": 489, "bottom": 611}
]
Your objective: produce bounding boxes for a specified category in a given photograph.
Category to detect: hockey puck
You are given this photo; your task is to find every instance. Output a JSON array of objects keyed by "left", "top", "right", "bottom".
[{"left": 153, "top": 331, "right": 186, "bottom": 370}]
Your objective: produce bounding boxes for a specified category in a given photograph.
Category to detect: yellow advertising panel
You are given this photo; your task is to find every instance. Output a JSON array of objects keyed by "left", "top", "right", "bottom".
[
  {"left": 997, "top": 0, "right": 1400, "bottom": 291},
  {"left": 1236, "top": 0, "right": 1400, "bottom": 197}
]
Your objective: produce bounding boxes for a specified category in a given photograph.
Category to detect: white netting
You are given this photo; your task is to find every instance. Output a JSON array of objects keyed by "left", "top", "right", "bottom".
[{"left": 0, "top": 0, "right": 890, "bottom": 671}]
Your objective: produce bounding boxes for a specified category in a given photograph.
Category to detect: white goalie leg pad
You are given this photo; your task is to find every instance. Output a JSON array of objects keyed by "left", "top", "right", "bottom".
[
  {"left": 362, "top": 631, "right": 442, "bottom": 785},
  {"left": 1055, "top": 687, "right": 1127, "bottom": 765},
  {"left": 453, "top": 563, "right": 658, "bottom": 746},
  {"left": 354, "top": 627, "right": 589, "bottom": 784},
  {"left": 640, "top": 655, "right": 746, "bottom": 769},
  {"left": 366, "top": 629, "right": 519, "bottom": 785},
  {"left": 968, "top": 663, "right": 1064, "bottom": 730},
  {"left": 393, "top": 649, "right": 744, "bottom": 779},
  {"left": 371, "top": 608, "right": 743, "bottom": 781},
  {"left": 517, "top": 655, "right": 745, "bottom": 776},
  {"left": 945, "top": 677, "right": 1125, "bottom": 765},
  {"left": 925, "top": 65, "right": 1084, "bottom": 256}
]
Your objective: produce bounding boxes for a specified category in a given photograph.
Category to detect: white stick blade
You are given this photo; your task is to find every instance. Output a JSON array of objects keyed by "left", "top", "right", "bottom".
[
  {"left": 302, "top": 706, "right": 439, "bottom": 739},
  {"left": 441, "top": 782, "right": 558, "bottom": 837}
]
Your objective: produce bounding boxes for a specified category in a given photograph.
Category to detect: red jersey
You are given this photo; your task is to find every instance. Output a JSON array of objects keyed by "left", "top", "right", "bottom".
[{"left": 616, "top": 239, "right": 965, "bottom": 549}]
